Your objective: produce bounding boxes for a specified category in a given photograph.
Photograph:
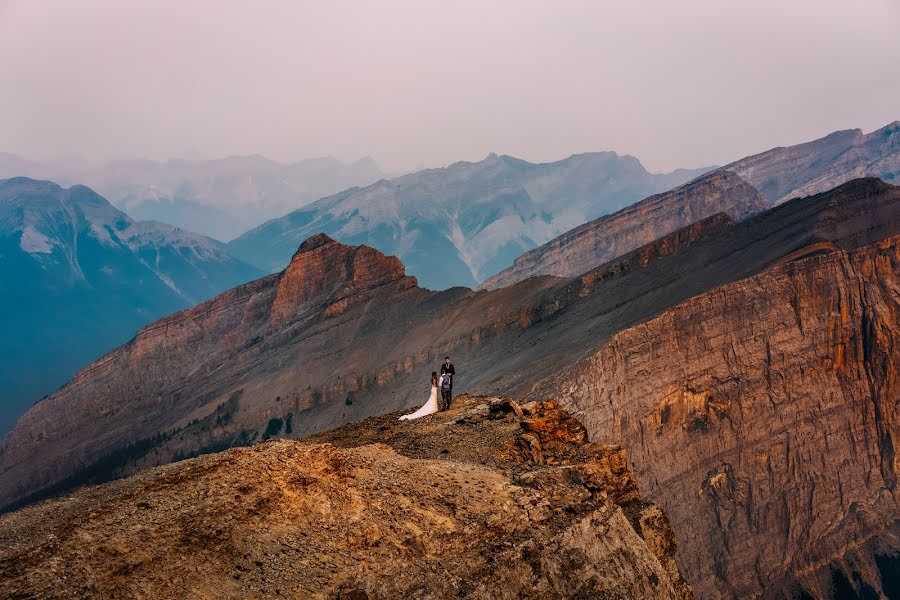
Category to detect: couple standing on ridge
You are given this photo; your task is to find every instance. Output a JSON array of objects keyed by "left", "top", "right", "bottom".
[{"left": 399, "top": 356, "right": 456, "bottom": 421}]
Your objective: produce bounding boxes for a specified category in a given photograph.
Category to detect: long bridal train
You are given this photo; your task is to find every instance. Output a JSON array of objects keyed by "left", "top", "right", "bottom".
[{"left": 399, "top": 379, "right": 439, "bottom": 421}]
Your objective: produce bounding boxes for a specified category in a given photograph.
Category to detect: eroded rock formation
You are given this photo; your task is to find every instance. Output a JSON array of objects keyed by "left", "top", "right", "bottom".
[
  {"left": 554, "top": 236, "right": 900, "bottom": 598},
  {"left": 0, "top": 397, "right": 693, "bottom": 599}
]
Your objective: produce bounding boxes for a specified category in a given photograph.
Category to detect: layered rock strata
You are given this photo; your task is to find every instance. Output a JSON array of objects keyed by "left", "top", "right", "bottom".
[
  {"left": 554, "top": 235, "right": 900, "bottom": 598},
  {"left": 484, "top": 121, "right": 900, "bottom": 289},
  {"left": 724, "top": 121, "right": 900, "bottom": 204},
  {"left": 481, "top": 170, "right": 768, "bottom": 289}
]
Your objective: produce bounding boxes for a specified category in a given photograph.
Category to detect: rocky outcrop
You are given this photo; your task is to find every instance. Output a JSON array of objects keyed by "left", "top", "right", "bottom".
[
  {"left": 0, "top": 396, "right": 693, "bottom": 599},
  {"left": 554, "top": 236, "right": 900, "bottom": 598},
  {"left": 269, "top": 233, "right": 412, "bottom": 324},
  {"left": 481, "top": 170, "right": 768, "bottom": 289}
]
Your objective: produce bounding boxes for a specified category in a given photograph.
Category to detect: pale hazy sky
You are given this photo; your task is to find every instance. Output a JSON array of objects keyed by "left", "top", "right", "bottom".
[{"left": 1, "top": 0, "right": 898, "bottom": 173}]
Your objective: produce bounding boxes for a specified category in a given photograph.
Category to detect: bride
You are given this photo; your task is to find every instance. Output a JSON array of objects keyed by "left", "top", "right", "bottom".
[{"left": 399, "top": 372, "right": 440, "bottom": 420}]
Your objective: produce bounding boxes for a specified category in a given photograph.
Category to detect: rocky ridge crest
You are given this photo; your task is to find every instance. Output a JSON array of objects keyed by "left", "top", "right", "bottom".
[{"left": 0, "top": 396, "right": 693, "bottom": 600}]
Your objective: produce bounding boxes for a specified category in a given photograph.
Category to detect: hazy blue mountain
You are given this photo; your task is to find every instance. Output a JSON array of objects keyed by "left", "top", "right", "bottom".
[
  {"left": 477, "top": 121, "right": 900, "bottom": 291},
  {"left": 723, "top": 121, "right": 900, "bottom": 203},
  {"left": 0, "top": 177, "right": 263, "bottom": 433},
  {"left": 227, "top": 152, "right": 712, "bottom": 289},
  {"left": 0, "top": 155, "right": 387, "bottom": 241}
]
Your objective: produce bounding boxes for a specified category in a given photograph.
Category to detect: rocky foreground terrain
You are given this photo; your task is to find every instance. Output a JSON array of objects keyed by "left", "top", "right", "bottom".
[{"left": 0, "top": 396, "right": 692, "bottom": 599}]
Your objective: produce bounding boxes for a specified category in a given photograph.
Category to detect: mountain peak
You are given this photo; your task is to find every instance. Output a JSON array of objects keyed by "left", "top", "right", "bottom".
[
  {"left": 873, "top": 120, "right": 900, "bottom": 137},
  {"left": 298, "top": 232, "right": 337, "bottom": 252},
  {"left": 272, "top": 235, "right": 414, "bottom": 324}
]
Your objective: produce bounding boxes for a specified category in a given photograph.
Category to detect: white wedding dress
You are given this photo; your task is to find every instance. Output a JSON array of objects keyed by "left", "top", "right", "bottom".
[{"left": 399, "top": 381, "right": 439, "bottom": 420}]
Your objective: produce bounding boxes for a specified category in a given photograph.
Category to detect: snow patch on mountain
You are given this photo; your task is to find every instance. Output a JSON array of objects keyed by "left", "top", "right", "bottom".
[
  {"left": 19, "top": 226, "right": 55, "bottom": 253},
  {"left": 122, "top": 220, "right": 226, "bottom": 261}
]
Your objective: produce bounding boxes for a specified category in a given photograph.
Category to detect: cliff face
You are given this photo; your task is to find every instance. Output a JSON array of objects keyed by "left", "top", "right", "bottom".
[
  {"left": 554, "top": 237, "right": 900, "bottom": 598},
  {"left": 481, "top": 170, "right": 768, "bottom": 290},
  {"left": 0, "top": 396, "right": 693, "bottom": 599}
]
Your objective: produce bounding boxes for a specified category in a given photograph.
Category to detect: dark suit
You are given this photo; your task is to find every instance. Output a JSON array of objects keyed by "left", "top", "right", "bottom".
[{"left": 440, "top": 363, "right": 455, "bottom": 409}]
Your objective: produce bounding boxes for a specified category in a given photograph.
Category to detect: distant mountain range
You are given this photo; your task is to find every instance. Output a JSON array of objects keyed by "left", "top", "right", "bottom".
[
  {"left": 0, "top": 177, "right": 262, "bottom": 433},
  {"left": 0, "top": 154, "right": 386, "bottom": 241},
  {"left": 485, "top": 121, "right": 900, "bottom": 287},
  {"left": 227, "top": 152, "right": 712, "bottom": 289}
]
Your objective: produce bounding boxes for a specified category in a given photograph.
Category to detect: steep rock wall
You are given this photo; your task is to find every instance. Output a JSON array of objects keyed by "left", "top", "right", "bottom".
[{"left": 557, "top": 237, "right": 900, "bottom": 598}]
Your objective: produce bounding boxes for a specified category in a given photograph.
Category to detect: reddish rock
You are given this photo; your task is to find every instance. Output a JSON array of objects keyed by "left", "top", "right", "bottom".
[
  {"left": 556, "top": 235, "right": 900, "bottom": 598},
  {"left": 0, "top": 396, "right": 693, "bottom": 599},
  {"left": 270, "top": 233, "right": 411, "bottom": 324}
]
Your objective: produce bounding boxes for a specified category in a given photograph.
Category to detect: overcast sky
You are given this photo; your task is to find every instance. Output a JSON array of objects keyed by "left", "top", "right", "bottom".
[{"left": 1, "top": 0, "right": 898, "bottom": 173}]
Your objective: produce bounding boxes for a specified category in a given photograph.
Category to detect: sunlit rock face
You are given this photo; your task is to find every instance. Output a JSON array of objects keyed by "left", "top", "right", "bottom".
[
  {"left": 0, "top": 396, "right": 693, "bottom": 600},
  {"left": 558, "top": 235, "right": 900, "bottom": 598}
]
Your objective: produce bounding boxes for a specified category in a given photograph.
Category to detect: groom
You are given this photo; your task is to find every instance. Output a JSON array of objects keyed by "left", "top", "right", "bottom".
[{"left": 440, "top": 356, "right": 455, "bottom": 410}]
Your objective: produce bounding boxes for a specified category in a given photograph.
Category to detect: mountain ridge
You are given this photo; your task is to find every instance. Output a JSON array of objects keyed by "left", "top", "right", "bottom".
[
  {"left": 480, "top": 121, "right": 900, "bottom": 289},
  {"left": 723, "top": 121, "right": 900, "bottom": 203},
  {"left": 227, "top": 151, "right": 712, "bottom": 289},
  {"left": 0, "top": 154, "right": 388, "bottom": 240},
  {"left": 0, "top": 177, "right": 263, "bottom": 433},
  {"left": 3, "top": 177, "right": 896, "bottom": 503},
  {"left": 480, "top": 169, "right": 768, "bottom": 289}
]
